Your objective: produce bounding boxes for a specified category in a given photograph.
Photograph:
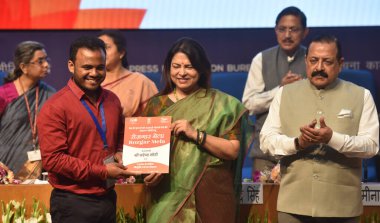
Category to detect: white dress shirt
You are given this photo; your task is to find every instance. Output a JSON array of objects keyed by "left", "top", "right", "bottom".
[{"left": 242, "top": 53, "right": 280, "bottom": 115}]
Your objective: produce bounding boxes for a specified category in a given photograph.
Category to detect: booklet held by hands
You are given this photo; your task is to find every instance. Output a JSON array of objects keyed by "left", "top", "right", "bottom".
[{"left": 123, "top": 116, "right": 171, "bottom": 173}]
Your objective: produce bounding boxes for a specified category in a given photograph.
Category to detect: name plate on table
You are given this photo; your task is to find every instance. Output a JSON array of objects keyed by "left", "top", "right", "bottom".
[
  {"left": 123, "top": 116, "right": 171, "bottom": 174},
  {"left": 240, "top": 182, "right": 263, "bottom": 204},
  {"left": 362, "top": 183, "right": 380, "bottom": 206}
]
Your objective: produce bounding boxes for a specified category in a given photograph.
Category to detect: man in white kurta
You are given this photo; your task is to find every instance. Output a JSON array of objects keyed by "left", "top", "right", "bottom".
[
  {"left": 242, "top": 6, "right": 309, "bottom": 173},
  {"left": 260, "top": 34, "right": 379, "bottom": 223}
]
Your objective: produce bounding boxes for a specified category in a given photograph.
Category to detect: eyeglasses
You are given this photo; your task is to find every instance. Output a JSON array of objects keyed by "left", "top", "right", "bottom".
[
  {"left": 29, "top": 57, "right": 51, "bottom": 66},
  {"left": 275, "top": 26, "right": 303, "bottom": 35}
]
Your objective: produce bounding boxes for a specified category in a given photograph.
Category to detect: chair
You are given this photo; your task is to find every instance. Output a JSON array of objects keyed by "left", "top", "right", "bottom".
[
  {"left": 0, "top": 71, "right": 6, "bottom": 86},
  {"left": 339, "top": 69, "right": 378, "bottom": 182},
  {"left": 211, "top": 72, "right": 248, "bottom": 101},
  {"left": 211, "top": 72, "right": 253, "bottom": 179},
  {"left": 144, "top": 72, "right": 163, "bottom": 90}
]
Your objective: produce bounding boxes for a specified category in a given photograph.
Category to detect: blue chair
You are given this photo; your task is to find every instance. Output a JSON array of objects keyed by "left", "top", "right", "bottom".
[
  {"left": 211, "top": 72, "right": 248, "bottom": 101},
  {"left": 211, "top": 72, "right": 253, "bottom": 179},
  {"left": 0, "top": 71, "right": 6, "bottom": 86},
  {"left": 145, "top": 71, "right": 250, "bottom": 97},
  {"left": 144, "top": 72, "right": 163, "bottom": 90},
  {"left": 339, "top": 69, "right": 377, "bottom": 100},
  {"left": 339, "top": 69, "right": 378, "bottom": 182}
]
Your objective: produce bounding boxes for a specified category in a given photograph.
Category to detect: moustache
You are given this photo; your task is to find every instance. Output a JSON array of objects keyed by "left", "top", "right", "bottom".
[
  {"left": 283, "top": 38, "right": 293, "bottom": 43},
  {"left": 311, "top": 71, "right": 328, "bottom": 78}
]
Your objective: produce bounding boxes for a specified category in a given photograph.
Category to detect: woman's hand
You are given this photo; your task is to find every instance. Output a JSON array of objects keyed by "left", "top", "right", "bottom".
[
  {"left": 171, "top": 119, "right": 240, "bottom": 160},
  {"left": 171, "top": 120, "right": 197, "bottom": 141},
  {"left": 143, "top": 173, "right": 163, "bottom": 187}
]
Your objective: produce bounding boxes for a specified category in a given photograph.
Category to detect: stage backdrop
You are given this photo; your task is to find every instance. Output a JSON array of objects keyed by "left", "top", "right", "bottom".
[{"left": 0, "top": 27, "right": 380, "bottom": 106}]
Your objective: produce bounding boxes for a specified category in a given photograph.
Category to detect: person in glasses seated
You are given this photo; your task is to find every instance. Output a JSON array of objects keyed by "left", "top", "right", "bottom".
[
  {"left": 242, "top": 6, "right": 309, "bottom": 177},
  {"left": 0, "top": 41, "right": 55, "bottom": 180}
]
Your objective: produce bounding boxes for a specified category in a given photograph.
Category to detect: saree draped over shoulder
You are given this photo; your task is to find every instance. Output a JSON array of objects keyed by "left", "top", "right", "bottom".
[
  {"left": 0, "top": 81, "right": 55, "bottom": 175},
  {"left": 101, "top": 71, "right": 158, "bottom": 117},
  {"left": 144, "top": 88, "right": 253, "bottom": 223}
]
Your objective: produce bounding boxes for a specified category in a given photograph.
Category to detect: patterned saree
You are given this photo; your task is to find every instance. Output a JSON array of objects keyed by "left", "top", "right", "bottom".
[{"left": 0, "top": 81, "right": 55, "bottom": 178}]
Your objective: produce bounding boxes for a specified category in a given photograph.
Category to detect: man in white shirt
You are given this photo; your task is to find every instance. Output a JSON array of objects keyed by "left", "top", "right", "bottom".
[
  {"left": 242, "top": 6, "right": 309, "bottom": 174},
  {"left": 260, "top": 34, "right": 379, "bottom": 223}
]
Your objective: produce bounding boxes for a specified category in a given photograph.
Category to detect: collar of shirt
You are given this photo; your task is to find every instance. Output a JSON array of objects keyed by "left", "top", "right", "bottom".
[{"left": 67, "top": 78, "right": 105, "bottom": 105}]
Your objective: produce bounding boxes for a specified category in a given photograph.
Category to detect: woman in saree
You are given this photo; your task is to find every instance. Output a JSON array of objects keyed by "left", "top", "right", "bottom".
[
  {"left": 0, "top": 41, "right": 55, "bottom": 179},
  {"left": 143, "top": 37, "right": 253, "bottom": 223},
  {"left": 98, "top": 30, "right": 158, "bottom": 117}
]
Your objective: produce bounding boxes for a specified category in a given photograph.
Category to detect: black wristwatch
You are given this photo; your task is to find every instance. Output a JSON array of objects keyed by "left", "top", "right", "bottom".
[{"left": 294, "top": 137, "right": 302, "bottom": 151}]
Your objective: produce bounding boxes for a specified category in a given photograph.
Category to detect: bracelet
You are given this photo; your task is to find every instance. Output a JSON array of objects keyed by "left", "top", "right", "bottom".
[
  {"left": 196, "top": 129, "right": 200, "bottom": 145},
  {"left": 196, "top": 129, "right": 207, "bottom": 146},
  {"left": 201, "top": 131, "right": 207, "bottom": 145},
  {"left": 198, "top": 130, "right": 204, "bottom": 145}
]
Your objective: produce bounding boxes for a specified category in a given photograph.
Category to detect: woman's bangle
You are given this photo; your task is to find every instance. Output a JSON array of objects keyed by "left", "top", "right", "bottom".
[
  {"left": 196, "top": 129, "right": 200, "bottom": 145},
  {"left": 200, "top": 131, "right": 207, "bottom": 145},
  {"left": 196, "top": 129, "right": 207, "bottom": 145},
  {"left": 198, "top": 130, "right": 204, "bottom": 145}
]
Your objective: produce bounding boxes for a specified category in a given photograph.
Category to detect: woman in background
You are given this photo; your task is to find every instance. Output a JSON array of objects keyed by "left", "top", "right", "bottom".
[
  {"left": 98, "top": 30, "right": 158, "bottom": 117},
  {"left": 0, "top": 41, "right": 55, "bottom": 179},
  {"left": 143, "top": 37, "right": 253, "bottom": 223}
]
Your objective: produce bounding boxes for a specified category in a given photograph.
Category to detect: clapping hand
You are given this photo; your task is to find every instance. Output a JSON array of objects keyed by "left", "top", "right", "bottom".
[{"left": 298, "top": 117, "right": 333, "bottom": 149}]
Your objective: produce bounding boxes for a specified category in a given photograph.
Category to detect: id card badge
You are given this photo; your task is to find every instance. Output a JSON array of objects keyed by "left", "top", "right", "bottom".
[
  {"left": 27, "top": 150, "right": 41, "bottom": 161},
  {"left": 103, "top": 155, "right": 116, "bottom": 188}
]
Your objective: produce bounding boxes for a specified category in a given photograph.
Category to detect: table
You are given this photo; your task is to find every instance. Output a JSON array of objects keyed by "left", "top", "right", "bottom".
[
  {"left": 239, "top": 183, "right": 380, "bottom": 223},
  {"left": 1, "top": 183, "right": 380, "bottom": 222},
  {"left": 0, "top": 183, "right": 145, "bottom": 219}
]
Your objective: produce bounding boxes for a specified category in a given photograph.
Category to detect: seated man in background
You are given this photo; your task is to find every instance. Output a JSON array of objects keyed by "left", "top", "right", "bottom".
[
  {"left": 242, "top": 6, "right": 309, "bottom": 175},
  {"left": 260, "top": 34, "right": 379, "bottom": 223}
]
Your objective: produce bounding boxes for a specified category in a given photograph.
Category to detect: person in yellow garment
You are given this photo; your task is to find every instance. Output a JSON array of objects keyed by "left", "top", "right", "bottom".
[
  {"left": 260, "top": 34, "right": 379, "bottom": 223},
  {"left": 98, "top": 30, "right": 158, "bottom": 117},
  {"left": 142, "top": 37, "right": 254, "bottom": 223}
]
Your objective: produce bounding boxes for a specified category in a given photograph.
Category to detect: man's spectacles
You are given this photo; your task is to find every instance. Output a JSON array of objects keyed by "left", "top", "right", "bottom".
[
  {"left": 275, "top": 26, "right": 303, "bottom": 35},
  {"left": 29, "top": 57, "right": 51, "bottom": 66}
]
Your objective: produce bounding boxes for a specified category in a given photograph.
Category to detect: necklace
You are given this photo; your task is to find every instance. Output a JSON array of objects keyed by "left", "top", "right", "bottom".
[
  {"left": 19, "top": 78, "right": 39, "bottom": 151},
  {"left": 173, "top": 88, "right": 180, "bottom": 101}
]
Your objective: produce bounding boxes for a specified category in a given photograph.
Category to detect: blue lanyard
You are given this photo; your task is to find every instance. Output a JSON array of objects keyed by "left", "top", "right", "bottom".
[{"left": 80, "top": 99, "right": 108, "bottom": 149}]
